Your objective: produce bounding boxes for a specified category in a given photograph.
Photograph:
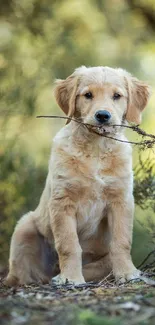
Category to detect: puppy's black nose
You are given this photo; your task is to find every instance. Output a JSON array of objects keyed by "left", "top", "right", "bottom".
[{"left": 95, "top": 110, "right": 111, "bottom": 124}]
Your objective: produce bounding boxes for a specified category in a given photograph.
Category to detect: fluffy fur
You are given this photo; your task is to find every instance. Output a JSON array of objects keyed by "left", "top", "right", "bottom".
[{"left": 5, "top": 66, "right": 150, "bottom": 286}]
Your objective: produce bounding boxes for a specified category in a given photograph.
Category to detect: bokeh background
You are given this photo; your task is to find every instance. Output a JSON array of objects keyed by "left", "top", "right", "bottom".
[{"left": 0, "top": 0, "right": 155, "bottom": 272}]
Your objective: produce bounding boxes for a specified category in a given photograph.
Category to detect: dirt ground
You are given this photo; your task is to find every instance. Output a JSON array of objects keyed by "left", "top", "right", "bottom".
[{"left": 0, "top": 276, "right": 155, "bottom": 325}]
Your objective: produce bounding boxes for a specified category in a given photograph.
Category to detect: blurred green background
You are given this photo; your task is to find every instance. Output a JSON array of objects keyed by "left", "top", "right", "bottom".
[{"left": 0, "top": 0, "right": 155, "bottom": 271}]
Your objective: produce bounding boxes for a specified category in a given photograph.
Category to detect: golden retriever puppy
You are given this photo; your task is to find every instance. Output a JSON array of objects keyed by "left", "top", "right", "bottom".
[{"left": 5, "top": 66, "right": 150, "bottom": 286}]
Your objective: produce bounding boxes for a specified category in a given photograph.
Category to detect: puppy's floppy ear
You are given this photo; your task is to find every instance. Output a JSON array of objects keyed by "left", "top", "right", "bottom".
[
  {"left": 125, "top": 75, "right": 151, "bottom": 124},
  {"left": 54, "top": 74, "right": 79, "bottom": 123}
]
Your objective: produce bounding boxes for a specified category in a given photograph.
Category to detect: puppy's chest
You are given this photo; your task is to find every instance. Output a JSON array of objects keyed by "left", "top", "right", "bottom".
[
  {"left": 76, "top": 152, "right": 124, "bottom": 238},
  {"left": 84, "top": 151, "right": 123, "bottom": 194}
]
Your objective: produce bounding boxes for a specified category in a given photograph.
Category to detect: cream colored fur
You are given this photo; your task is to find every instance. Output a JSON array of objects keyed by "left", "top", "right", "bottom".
[{"left": 5, "top": 66, "right": 150, "bottom": 286}]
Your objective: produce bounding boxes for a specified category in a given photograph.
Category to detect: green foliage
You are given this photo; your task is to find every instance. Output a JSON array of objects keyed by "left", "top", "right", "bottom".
[
  {"left": 0, "top": 140, "right": 46, "bottom": 263},
  {"left": 78, "top": 310, "right": 122, "bottom": 325},
  {"left": 134, "top": 156, "right": 155, "bottom": 211}
]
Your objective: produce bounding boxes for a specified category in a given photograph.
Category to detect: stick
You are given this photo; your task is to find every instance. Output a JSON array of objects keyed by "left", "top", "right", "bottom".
[
  {"left": 36, "top": 115, "right": 155, "bottom": 147},
  {"left": 137, "top": 250, "right": 155, "bottom": 269}
]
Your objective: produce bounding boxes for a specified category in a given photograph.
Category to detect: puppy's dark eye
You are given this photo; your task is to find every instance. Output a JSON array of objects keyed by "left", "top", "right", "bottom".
[
  {"left": 113, "top": 93, "right": 121, "bottom": 100},
  {"left": 84, "top": 92, "right": 93, "bottom": 99}
]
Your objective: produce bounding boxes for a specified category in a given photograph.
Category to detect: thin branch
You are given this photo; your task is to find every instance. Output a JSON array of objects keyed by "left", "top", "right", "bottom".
[
  {"left": 36, "top": 115, "right": 155, "bottom": 148},
  {"left": 137, "top": 250, "right": 155, "bottom": 269},
  {"left": 113, "top": 124, "right": 155, "bottom": 140},
  {"left": 37, "top": 115, "right": 85, "bottom": 125}
]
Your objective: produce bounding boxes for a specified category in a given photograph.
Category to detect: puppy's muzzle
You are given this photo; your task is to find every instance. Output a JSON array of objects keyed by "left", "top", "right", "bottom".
[{"left": 95, "top": 110, "right": 111, "bottom": 124}]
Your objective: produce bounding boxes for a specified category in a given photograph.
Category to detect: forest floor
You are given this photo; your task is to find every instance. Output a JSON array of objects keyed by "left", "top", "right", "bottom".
[{"left": 1, "top": 273, "right": 155, "bottom": 325}]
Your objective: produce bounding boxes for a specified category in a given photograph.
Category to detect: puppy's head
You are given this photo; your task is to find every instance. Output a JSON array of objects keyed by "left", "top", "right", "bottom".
[{"left": 54, "top": 66, "right": 150, "bottom": 132}]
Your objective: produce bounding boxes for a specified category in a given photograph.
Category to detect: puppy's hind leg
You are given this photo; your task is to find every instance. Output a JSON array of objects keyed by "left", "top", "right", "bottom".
[
  {"left": 83, "top": 254, "right": 112, "bottom": 282},
  {"left": 5, "top": 212, "right": 50, "bottom": 286}
]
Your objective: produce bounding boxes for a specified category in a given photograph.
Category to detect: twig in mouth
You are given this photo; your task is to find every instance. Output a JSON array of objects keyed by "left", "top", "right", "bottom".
[
  {"left": 112, "top": 123, "right": 155, "bottom": 140},
  {"left": 36, "top": 115, "right": 155, "bottom": 148}
]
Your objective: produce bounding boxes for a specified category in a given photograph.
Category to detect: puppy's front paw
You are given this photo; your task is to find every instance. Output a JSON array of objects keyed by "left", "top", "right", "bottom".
[
  {"left": 51, "top": 273, "right": 85, "bottom": 285},
  {"left": 115, "top": 268, "right": 141, "bottom": 284}
]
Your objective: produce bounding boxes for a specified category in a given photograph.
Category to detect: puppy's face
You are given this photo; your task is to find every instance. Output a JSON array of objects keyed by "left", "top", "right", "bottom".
[
  {"left": 55, "top": 66, "right": 150, "bottom": 133},
  {"left": 76, "top": 71, "right": 128, "bottom": 129}
]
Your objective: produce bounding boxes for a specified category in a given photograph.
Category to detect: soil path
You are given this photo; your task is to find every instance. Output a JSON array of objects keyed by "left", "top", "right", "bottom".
[{"left": 1, "top": 280, "right": 155, "bottom": 325}]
